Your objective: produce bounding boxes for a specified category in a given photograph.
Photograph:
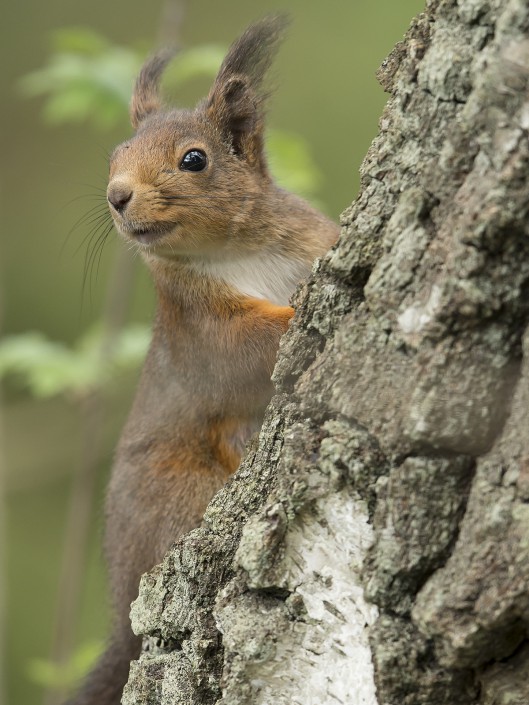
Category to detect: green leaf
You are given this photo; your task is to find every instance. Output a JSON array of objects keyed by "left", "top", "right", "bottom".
[
  {"left": 51, "top": 27, "right": 110, "bottom": 55},
  {"left": 27, "top": 640, "right": 103, "bottom": 688},
  {"left": 111, "top": 324, "right": 152, "bottom": 370},
  {"left": 0, "top": 324, "right": 151, "bottom": 398},
  {"left": 19, "top": 32, "right": 141, "bottom": 130},
  {"left": 267, "top": 130, "right": 322, "bottom": 203},
  {"left": 0, "top": 333, "right": 72, "bottom": 396},
  {"left": 164, "top": 45, "right": 225, "bottom": 88},
  {"left": 19, "top": 28, "right": 224, "bottom": 132}
]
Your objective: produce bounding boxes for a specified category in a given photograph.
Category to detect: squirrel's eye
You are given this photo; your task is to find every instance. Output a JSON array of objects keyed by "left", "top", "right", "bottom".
[{"left": 180, "top": 149, "right": 208, "bottom": 172}]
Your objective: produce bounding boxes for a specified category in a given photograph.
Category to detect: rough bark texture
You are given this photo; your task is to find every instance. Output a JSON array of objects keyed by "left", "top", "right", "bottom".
[{"left": 123, "top": 0, "right": 529, "bottom": 702}]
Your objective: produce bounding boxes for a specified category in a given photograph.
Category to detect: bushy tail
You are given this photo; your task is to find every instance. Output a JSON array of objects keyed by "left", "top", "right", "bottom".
[{"left": 64, "top": 631, "right": 141, "bottom": 705}]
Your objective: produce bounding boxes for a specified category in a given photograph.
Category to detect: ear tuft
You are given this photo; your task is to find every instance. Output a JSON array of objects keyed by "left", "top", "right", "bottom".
[
  {"left": 209, "top": 77, "right": 258, "bottom": 157},
  {"left": 212, "top": 14, "right": 289, "bottom": 97},
  {"left": 206, "top": 15, "right": 289, "bottom": 170},
  {"left": 130, "top": 49, "right": 174, "bottom": 130}
]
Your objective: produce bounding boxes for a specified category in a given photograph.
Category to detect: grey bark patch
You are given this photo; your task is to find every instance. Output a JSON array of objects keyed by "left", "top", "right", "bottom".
[
  {"left": 478, "top": 643, "right": 529, "bottom": 705},
  {"left": 364, "top": 455, "right": 474, "bottom": 615},
  {"left": 371, "top": 614, "right": 478, "bottom": 705},
  {"left": 412, "top": 328, "right": 529, "bottom": 669}
]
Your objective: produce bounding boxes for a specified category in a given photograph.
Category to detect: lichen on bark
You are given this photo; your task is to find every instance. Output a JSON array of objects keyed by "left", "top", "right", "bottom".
[{"left": 123, "top": 0, "right": 529, "bottom": 703}]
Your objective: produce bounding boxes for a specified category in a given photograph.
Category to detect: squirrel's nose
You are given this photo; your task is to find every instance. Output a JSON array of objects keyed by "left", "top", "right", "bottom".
[{"left": 107, "top": 184, "right": 133, "bottom": 213}]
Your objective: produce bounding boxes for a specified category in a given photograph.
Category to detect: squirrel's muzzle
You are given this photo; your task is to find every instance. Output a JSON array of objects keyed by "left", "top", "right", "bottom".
[{"left": 107, "top": 182, "right": 133, "bottom": 213}]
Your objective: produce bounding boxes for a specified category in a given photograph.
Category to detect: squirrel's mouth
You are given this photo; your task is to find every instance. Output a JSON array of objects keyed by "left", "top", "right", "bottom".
[{"left": 117, "top": 221, "right": 179, "bottom": 245}]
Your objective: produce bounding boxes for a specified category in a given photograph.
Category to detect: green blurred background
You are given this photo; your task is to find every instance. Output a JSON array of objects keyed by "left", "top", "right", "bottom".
[{"left": 1, "top": 1, "right": 424, "bottom": 703}]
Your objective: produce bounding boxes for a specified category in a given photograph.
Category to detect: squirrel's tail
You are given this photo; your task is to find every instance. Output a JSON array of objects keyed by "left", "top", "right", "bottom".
[{"left": 63, "top": 629, "right": 141, "bottom": 705}]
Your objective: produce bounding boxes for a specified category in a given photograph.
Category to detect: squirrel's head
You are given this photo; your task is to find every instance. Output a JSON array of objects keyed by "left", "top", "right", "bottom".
[{"left": 107, "top": 16, "right": 287, "bottom": 258}]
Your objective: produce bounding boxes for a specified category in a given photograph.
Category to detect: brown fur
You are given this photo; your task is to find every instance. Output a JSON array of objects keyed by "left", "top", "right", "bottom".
[{"left": 67, "top": 16, "right": 338, "bottom": 705}]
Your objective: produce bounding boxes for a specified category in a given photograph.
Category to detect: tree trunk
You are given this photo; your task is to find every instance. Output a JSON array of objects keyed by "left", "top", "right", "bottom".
[{"left": 123, "top": 1, "right": 529, "bottom": 703}]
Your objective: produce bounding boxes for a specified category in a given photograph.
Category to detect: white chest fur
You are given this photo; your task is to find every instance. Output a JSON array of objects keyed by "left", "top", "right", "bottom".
[{"left": 191, "top": 251, "right": 309, "bottom": 306}]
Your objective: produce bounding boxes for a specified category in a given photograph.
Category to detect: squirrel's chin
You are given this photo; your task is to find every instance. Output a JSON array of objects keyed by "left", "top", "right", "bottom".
[
  {"left": 134, "top": 231, "right": 166, "bottom": 246},
  {"left": 116, "top": 222, "right": 179, "bottom": 247}
]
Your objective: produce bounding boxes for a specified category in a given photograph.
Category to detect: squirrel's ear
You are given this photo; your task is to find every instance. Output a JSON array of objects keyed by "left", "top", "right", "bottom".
[
  {"left": 206, "top": 76, "right": 266, "bottom": 170},
  {"left": 206, "top": 15, "right": 288, "bottom": 172},
  {"left": 130, "top": 50, "right": 173, "bottom": 130}
]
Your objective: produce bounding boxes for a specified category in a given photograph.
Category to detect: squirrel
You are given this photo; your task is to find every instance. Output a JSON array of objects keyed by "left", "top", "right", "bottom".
[{"left": 67, "top": 16, "right": 339, "bottom": 705}]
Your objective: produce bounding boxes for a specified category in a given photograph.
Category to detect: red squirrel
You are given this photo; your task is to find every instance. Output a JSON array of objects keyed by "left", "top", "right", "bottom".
[{"left": 67, "top": 16, "right": 338, "bottom": 705}]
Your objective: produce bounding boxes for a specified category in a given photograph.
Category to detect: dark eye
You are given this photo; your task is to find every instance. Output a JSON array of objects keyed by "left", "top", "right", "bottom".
[{"left": 180, "top": 149, "right": 207, "bottom": 172}]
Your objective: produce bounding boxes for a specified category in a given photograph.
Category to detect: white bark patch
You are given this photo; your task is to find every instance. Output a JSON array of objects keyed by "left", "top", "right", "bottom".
[
  {"left": 398, "top": 285, "right": 442, "bottom": 334},
  {"left": 216, "top": 489, "right": 379, "bottom": 705}
]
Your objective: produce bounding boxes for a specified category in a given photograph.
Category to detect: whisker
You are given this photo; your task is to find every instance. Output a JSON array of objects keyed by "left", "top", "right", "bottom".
[
  {"left": 62, "top": 193, "right": 106, "bottom": 209},
  {"left": 71, "top": 181, "right": 108, "bottom": 194},
  {"left": 60, "top": 199, "right": 110, "bottom": 255},
  {"left": 68, "top": 203, "right": 109, "bottom": 233},
  {"left": 159, "top": 193, "right": 256, "bottom": 201},
  {"left": 141, "top": 174, "right": 174, "bottom": 195},
  {"left": 73, "top": 212, "right": 113, "bottom": 257},
  {"left": 94, "top": 222, "right": 115, "bottom": 281},
  {"left": 145, "top": 169, "right": 260, "bottom": 199},
  {"left": 80, "top": 216, "right": 113, "bottom": 271},
  {"left": 154, "top": 200, "right": 222, "bottom": 211},
  {"left": 82, "top": 220, "right": 114, "bottom": 306}
]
